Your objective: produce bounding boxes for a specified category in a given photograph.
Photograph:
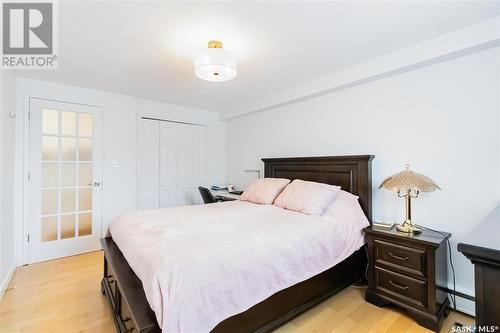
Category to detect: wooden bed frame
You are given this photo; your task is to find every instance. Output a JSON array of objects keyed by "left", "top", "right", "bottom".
[{"left": 101, "top": 155, "right": 374, "bottom": 333}]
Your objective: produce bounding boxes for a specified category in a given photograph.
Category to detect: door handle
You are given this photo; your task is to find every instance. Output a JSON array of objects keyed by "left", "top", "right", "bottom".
[{"left": 89, "top": 181, "right": 101, "bottom": 187}]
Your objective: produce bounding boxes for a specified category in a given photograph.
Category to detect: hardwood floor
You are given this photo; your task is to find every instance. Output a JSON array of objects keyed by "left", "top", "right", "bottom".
[
  {"left": 0, "top": 251, "right": 114, "bottom": 333},
  {"left": 0, "top": 251, "right": 474, "bottom": 333}
]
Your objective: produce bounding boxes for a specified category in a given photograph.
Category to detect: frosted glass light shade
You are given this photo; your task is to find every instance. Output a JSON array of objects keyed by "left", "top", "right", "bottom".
[
  {"left": 379, "top": 165, "right": 441, "bottom": 194},
  {"left": 194, "top": 48, "right": 237, "bottom": 82}
]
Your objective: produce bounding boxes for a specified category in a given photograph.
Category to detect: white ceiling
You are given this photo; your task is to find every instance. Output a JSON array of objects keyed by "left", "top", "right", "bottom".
[{"left": 18, "top": 1, "right": 499, "bottom": 114}]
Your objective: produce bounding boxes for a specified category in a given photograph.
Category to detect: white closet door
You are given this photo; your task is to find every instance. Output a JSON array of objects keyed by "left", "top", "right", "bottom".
[
  {"left": 138, "top": 119, "right": 160, "bottom": 209},
  {"left": 137, "top": 118, "right": 206, "bottom": 208},
  {"left": 176, "top": 124, "right": 206, "bottom": 206},
  {"left": 159, "top": 121, "right": 177, "bottom": 208}
]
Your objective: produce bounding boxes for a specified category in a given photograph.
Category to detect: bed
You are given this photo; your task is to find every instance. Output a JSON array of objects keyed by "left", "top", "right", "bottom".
[{"left": 101, "top": 155, "right": 374, "bottom": 333}]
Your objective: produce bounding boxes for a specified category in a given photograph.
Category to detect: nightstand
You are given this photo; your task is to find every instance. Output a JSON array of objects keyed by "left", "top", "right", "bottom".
[{"left": 364, "top": 226, "right": 451, "bottom": 332}]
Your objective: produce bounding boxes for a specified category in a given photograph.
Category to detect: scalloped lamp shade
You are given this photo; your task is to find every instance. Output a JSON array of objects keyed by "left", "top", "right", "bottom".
[
  {"left": 379, "top": 166, "right": 441, "bottom": 194},
  {"left": 194, "top": 41, "right": 237, "bottom": 82}
]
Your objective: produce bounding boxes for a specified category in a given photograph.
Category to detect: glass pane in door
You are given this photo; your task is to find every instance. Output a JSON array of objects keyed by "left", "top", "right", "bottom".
[
  {"left": 79, "top": 188, "right": 92, "bottom": 211},
  {"left": 42, "top": 136, "right": 58, "bottom": 160},
  {"left": 42, "top": 109, "right": 58, "bottom": 135},
  {"left": 42, "top": 163, "right": 58, "bottom": 187},
  {"left": 61, "top": 138, "right": 77, "bottom": 161},
  {"left": 41, "top": 189, "right": 58, "bottom": 215},
  {"left": 61, "top": 214, "right": 76, "bottom": 239},
  {"left": 78, "top": 113, "right": 93, "bottom": 137},
  {"left": 41, "top": 216, "right": 58, "bottom": 242},
  {"left": 40, "top": 109, "right": 95, "bottom": 241},
  {"left": 61, "top": 163, "right": 76, "bottom": 186},
  {"left": 78, "top": 139, "right": 92, "bottom": 161},
  {"left": 78, "top": 213, "right": 92, "bottom": 236},
  {"left": 78, "top": 163, "right": 92, "bottom": 186},
  {"left": 60, "top": 189, "right": 76, "bottom": 213},
  {"left": 61, "top": 112, "right": 76, "bottom": 136}
]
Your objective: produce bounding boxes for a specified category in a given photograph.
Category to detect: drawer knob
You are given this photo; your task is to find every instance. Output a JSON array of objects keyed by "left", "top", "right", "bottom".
[
  {"left": 388, "top": 252, "right": 409, "bottom": 261},
  {"left": 389, "top": 280, "right": 409, "bottom": 290}
]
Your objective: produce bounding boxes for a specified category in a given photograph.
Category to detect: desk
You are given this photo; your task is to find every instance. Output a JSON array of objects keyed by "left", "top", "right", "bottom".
[{"left": 211, "top": 190, "right": 241, "bottom": 201}]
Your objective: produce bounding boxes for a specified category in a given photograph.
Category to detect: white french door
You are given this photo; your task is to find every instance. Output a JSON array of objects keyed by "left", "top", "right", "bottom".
[
  {"left": 28, "top": 98, "right": 102, "bottom": 263},
  {"left": 137, "top": 118, "right": 206, "bottom": 209}
]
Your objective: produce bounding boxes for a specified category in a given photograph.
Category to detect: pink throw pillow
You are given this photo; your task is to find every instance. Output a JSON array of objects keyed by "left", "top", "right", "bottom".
[
  {"left": 240, "top": 178, "right": 291, "bottom": 204},
  {"left": 274, "top": 179, "right": 340, "bottom": 216}
]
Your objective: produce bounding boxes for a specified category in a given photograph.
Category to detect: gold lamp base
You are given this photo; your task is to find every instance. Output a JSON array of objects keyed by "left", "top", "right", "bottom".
[{"left": 396, "top": 221, "right": 422, "bottom": 234}]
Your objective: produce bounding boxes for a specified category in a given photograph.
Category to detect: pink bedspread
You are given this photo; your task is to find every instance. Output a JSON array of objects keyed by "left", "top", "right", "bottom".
[{"left": 109, "top": 200, "right": 368, "bottom": 333}]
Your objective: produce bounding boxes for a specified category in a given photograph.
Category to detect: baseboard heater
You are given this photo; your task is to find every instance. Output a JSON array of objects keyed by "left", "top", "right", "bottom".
[{"left": 437, "top": 285, "right": 475, "bottom": 302}]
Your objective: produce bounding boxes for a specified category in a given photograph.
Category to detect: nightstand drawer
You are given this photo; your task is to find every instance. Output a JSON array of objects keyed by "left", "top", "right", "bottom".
[
  {"left": 375, "top": 240, "right": 426, "bottom": 277},
  {"left": 375, "top": 267, "right": 427, "bottom": 309}
]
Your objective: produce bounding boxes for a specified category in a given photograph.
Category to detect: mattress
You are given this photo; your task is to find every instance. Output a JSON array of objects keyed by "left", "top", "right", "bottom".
[{"left": 109, "top": 200, "right": 368, "bottom": 333}]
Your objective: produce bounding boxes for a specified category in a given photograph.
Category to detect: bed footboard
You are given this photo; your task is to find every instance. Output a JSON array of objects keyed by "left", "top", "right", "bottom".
[{"left": 101, "top": 237, "right": 161, "bottom": 333}]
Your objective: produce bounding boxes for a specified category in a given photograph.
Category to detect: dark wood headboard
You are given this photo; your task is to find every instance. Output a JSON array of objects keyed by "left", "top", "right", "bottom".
[{"left": 262, "top": 155, "right": 375, "bottom": 223}]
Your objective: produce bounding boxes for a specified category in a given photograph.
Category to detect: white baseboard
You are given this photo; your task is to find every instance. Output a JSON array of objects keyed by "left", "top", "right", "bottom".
[
  {"left": 451, "top": 294, "right": 476, "bottom": 317},
  {"left": 0, "top": 264, "right": 17, "bottom": 300},
  {"left": 456, "top": 307, "right": 475, "bottom": 317}
]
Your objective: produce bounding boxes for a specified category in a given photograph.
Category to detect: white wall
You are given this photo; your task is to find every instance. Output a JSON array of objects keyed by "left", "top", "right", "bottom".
[
  {"left": 226, "top": 47, "right": 500, "bottom": 314},
  {"left": 13, "top": 78, "right": 225, "bottom": 265},
  {"left": 0, "top": 70, "right": 17, "bottom": 299}
]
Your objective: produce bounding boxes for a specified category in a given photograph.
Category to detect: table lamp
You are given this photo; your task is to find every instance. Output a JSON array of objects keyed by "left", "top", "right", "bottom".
[{"left": 379, "top": 164, "right": 441, "bottom": 234}]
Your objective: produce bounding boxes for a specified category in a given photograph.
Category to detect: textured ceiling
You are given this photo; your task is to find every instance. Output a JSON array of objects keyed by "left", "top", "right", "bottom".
[{"left": 18, "top": 1, "right": 499, "bottom": 113}]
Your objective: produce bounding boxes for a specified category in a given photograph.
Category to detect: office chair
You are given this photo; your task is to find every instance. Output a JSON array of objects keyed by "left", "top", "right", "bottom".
[{"left": 198, "top": 186, "right": 223, "bottom": 204}]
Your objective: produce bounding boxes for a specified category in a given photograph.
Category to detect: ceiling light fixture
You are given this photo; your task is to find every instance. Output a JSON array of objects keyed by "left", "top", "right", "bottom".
[{"left": 194, "top": 40, "right": 237, "bottom": 82}]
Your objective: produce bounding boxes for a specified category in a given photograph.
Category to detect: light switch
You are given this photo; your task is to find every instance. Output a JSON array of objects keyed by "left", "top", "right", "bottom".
[{"left": 111, "top": 160, "right": 118, "bottom": 168}]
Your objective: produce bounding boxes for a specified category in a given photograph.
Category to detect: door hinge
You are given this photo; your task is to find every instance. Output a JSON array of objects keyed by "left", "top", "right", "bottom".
[
  {"left": 27, "top": 234, "right": 30, "bottom": 242},
  {"left": 27, "top": 111, "right": 31, "bottom": 120},
  {"left": 27, "top": 172, "right": 30, "bottom": 180}
]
